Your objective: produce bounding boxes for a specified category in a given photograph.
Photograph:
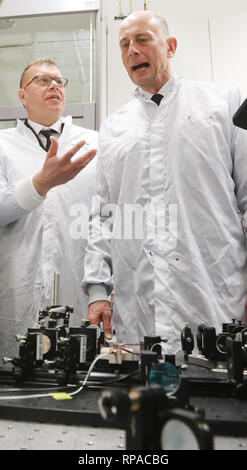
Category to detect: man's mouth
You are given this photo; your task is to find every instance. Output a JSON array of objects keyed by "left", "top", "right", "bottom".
[
  {"left": 131, "top": 63, "right": 150, "bottom": 71},
  {"left": 47, "top": 95, "right": 61, "bottom": 101}
]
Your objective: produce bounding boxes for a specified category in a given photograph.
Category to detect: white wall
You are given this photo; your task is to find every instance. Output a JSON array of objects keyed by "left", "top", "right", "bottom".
[
  {"left": 100, "top": 0, "right": 247, "bottom": 120},
  {"left": 210, "top": 12, "right": 247, "bottom": 97},
  {"left": 100, "top": 0, "right": 145, "bottom": 119}
]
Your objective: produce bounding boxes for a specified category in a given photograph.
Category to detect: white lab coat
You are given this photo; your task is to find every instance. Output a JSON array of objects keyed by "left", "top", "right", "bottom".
[
  {"left": 0, "top": 116, "right": 98, "bottom": 357},
  {"left": 83, "top": 75, "right": 247, "bottom": 354}
]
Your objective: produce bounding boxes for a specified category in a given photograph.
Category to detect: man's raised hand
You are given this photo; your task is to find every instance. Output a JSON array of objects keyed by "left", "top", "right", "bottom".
[{"left": 33, "top": 137, "right": 97, "bottom": 196}]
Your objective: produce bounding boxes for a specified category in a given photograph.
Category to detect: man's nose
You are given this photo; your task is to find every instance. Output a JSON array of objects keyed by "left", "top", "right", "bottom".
[
  {"left": 128, "top": 40, "right": 139, "bottom": 55},
  {"left": 49, "top": 79, "right": 59, "bottom": 89}
]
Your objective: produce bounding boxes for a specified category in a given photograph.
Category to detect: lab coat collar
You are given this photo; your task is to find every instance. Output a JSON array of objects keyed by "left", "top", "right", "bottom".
[
  {"left": 133, "top": 74, "right": 180, "bottom": 102},
  {"left": 27, "top": 118, "right": 64, "bottom": 135},
  {"left": 16, "top": 115, "right": 72, "bottom": 135}
]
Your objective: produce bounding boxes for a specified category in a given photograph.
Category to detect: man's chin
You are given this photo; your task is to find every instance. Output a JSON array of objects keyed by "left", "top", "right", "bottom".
[
  {"left": 47, "top": 102, "right": 63, "bottom": 110},
  {"left": 128, "top": 72, "right": 150, "bottom": 89},
  {"left": 46, "top": 103, "right": 64, "bottom": 116}
]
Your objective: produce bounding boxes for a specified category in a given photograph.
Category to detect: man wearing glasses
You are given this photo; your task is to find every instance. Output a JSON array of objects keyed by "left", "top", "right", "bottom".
[{"left": 0, "top": 58, "right": 97, "bottom": 357}]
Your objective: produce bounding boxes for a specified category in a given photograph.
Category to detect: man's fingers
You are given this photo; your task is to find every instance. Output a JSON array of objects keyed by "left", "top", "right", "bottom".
[
  {"left": 62, "top": 140, "right": 87, "bottom": 162},
  {"left": 46, "top": 136, "right": 59, "bottom": 158},
  {"left": 88, "top": 316, "right": 101, "bottom": 326},
  {"left": 67, "top": 151, "right": 96, "bottom": 180},
  {"left": 102, "top": 305, "right": 113, "bottom": 340},
  {"left": 46, "top": 139, "right": 96, "bottom": 171},
  {"left": 47, "top": 139, "right": 86, "bottom": 160},
  {"left": 104, "top": 330, "right": 113, "bottom": 340},
  {"left": 88, "top": 301, "right": 113, "bottom": 339},
  {"left": 72, "top": 149, "right": 97, "bottom": 169}
]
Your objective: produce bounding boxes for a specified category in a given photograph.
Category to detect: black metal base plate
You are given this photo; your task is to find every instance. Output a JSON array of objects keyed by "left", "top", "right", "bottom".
[{"left": 0, "top": 362, "right": 247, "bottom": 436}]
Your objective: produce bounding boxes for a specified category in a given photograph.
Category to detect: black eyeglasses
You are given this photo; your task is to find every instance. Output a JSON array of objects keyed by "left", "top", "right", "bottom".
[{"left": 23, "top": 74, "right": 68, "bottom": 89}]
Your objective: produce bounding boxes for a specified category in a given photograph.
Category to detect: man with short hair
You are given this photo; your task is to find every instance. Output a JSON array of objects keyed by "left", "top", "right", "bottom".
[
  {"left": 0, "top": 58, "right": 97, "bottom": 357},
  {"left": 83, "top": 10, "right": 247, "bottom": 354}
]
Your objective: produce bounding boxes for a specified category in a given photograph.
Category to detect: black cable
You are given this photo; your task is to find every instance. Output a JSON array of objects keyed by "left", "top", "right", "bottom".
[{"left": 79, "top": 369, "right": 141, "bottom": 388}]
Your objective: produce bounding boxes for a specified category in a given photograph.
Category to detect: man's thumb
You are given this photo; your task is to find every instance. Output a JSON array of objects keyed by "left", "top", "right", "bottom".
[{"left": 46, "top": 136, "right": 58, "bottom": 158}]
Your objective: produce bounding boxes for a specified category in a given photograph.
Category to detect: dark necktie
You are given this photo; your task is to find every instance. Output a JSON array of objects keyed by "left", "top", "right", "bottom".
[
  {"left": 40, "top": 129, "right": 57, "bottom": 151},
  {"left": 151, "top": 94, "right": 164, "bottom": 106}
]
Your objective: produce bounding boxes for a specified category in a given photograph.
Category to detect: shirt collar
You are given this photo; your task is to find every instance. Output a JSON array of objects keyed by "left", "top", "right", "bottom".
[
  {"left": 27, "top": 117, "right": 64, "bottom": 135},
  {"left": 133, "top": 74, "right": 179, "bottom": 102}
]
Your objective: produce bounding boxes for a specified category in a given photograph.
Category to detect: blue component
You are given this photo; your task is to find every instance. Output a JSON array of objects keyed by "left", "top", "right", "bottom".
[{"left": 149, "top": 362, "right": 180, "bottom": 396}]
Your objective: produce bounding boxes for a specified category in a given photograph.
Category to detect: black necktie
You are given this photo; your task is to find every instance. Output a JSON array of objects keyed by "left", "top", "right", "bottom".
[
  {"left": 151, "top": 94, "right": 164, "bottom": 106},
  {"left": 40, "top": 129, "right": 57, "bottom": 151}
]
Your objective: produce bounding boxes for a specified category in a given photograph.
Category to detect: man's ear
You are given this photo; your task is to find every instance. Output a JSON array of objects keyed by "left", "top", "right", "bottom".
[
  {"left": 18, "top": 88, "right": 26, "bottom": 107},
  {"left": 166, "top": 37, "right": 177, "bottom": 58}
]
